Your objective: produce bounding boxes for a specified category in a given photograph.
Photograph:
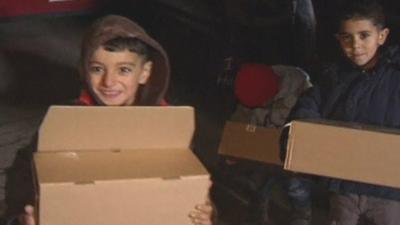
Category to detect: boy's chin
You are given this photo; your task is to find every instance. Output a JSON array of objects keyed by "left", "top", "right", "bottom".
[
  {"left": 102, "top": 99, "right": 135, "bottom": 106},
  {"left": 100, "top": 99, "right": 125, "bottom": 106},
  {"left": 350, "top": 55, "right": 378, "bottom": 69},
  {"left": 95, "top": 94, "right": 135, "bottom": 106}
]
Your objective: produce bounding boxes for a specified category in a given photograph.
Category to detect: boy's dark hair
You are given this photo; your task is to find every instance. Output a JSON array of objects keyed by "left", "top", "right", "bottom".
[
  {"left": 102, "top": 37, "right": 152, "bottom": 62},
  {"left": 336, "top": 0, "right": 386, "bottom": 30}
]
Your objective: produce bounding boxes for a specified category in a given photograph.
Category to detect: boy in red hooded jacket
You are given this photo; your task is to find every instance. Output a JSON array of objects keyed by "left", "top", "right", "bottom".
[{"left": 11, "top": 15, "right": 213, "bottom": 225}]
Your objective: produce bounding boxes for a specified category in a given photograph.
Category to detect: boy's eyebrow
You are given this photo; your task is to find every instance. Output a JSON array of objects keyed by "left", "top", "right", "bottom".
[
  {"left": 116, "top": 62, "right": 137, "bottom": 66},
  {"left": 337, "top": 30, "right": 371, "bottom": 36},
  {"left": 88, "top": 61, "right": 137, "bottom": 66},
  {"left": 88, "top": 60, "right": 104, "bottom": 64},
  {"left": 336, "top": 32, "right": 351, "bottom": 37}
]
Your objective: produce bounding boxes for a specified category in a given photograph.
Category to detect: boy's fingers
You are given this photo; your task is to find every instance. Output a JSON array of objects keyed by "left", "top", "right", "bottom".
[
  {"left": 189, "top": 215, "right": 213, "bottom": 225},
  {"left": 189, "top": 211, "right": 211, "bottom": 220},
  {"left": 19, "top": 205, "right": 36, "bottom": 225},
  {"left": 191, "top": 219, "right": 212, "bottom": 225},
  {"left": 25, "top": 205, "right": 34, "bottom": 215},
  {"left": 195, "top": 203, "right": 213, "bottom": 213}
]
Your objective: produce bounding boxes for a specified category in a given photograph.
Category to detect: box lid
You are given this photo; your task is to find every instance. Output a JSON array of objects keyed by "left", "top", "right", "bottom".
[
  {"left": 284, "top": 120, "right": 400, "bottom": 188},
  {"left": 218, "top": 121, "right": 282, "bottom": 165},
  {"left": 38, "top": 106, "right": 194, "bottom": 152}
]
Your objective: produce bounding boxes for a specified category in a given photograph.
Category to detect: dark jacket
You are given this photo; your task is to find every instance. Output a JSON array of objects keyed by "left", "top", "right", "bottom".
[{"left": 285, "top": 45, "right": 400, "bottom": 200}]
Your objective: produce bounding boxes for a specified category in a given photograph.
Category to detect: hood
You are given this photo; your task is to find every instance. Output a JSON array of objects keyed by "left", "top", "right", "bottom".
[{"left": 80, "top": 15, "right": 170, "bottom": 105}]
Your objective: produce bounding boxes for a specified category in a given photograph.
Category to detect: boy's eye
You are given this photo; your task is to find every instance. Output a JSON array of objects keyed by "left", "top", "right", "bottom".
[
  {"left": 89, "top": 65, "right": 104, "bottom": 74},
  {"left": 359, "top": 32, "right": 370, "bottom": 40},
  {"left": 119, "top": 66, "right": 133, "bottom": 75},
  {"left": 338, "top": 34, "right": 352, "bottom": 43}
]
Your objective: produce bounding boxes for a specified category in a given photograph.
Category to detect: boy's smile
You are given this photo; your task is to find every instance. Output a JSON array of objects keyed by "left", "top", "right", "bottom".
[
  {"left": 87, "top": 47, "right": 152, "bottom": 106},
  {"left": 336, "top": 18, "right": 389, "bottom": 69}
]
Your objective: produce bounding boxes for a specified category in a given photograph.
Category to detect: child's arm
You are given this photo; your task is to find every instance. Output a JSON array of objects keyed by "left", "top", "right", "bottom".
[
  {"left": 288, "top": 85, "right": 323, "bottom": 120},
  {"left": 280, "top": 85, "right": 323, "bottom": 161}
]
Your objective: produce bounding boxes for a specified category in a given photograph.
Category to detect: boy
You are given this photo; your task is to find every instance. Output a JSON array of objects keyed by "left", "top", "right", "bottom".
[
  {"left": 284, "top": 0, "right": 400, "bottom": 224},
  {"left": 11, "top": 15, "right": 213, "bottom": 225}
]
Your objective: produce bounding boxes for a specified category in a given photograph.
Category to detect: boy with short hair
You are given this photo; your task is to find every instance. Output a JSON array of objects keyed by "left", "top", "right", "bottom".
[
  {"left": 284, "top": 0, "right": 400, "bottom": 224},
  {"left": 11, "top": 15, "right": 213, "bottom": 225},
  {"left": 77, "top": 14, "right": 169, "bottom": 107}
]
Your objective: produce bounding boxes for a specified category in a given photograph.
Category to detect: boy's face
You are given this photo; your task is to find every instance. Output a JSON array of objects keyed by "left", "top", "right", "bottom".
[
  {"left": 87, "top": 47, "right": 152, "bottom": 106},
  {"left": 336, "top": 18, "right": 389, "bottom": 69}
]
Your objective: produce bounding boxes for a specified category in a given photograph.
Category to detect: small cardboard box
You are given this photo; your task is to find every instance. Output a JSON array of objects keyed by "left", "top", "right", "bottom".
[
  {"left": 34, "top": 106, "right": 210, "bottom": 225},
  {"left": 218, "top": 121, "right": 282, "bottom": 165},
  {"left": 284, "top": 120, "right": 400, "bottom": 188}
]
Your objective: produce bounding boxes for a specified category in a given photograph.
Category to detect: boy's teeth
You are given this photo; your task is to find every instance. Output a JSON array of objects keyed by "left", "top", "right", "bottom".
[{"left": 102, "top": 91, "right": 119, "bottom": 96}]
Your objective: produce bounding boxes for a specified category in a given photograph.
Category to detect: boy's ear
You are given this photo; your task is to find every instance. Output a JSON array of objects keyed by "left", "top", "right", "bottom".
[
  {"left": 378, "top": 28, "right": 390, "bottom": 45},
  {"left": 139, "top": 61, "right": 153, "bottom": 84}
]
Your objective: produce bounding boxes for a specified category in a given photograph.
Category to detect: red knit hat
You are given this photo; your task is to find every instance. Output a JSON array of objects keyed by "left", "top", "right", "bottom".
[{"left": 234, "top": 63, "right": 280, "bottom": 108}]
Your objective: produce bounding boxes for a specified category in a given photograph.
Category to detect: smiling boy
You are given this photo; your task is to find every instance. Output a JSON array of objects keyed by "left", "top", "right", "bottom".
[
  {"left": 9, "top": 15, "right": 213, "bottom": 225},
  {"left": 87, "top": 39, "right": 152, "bottom": 106}
]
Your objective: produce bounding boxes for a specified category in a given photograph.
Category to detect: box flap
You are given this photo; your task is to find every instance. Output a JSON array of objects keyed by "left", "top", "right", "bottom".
[
  {"left": 218, "top": 121, "right": 282, "bottom": 165},
  {"left": 284, "top": 120, "right": 400, "bottom": 188},
  {"left": 35, "top": 148, "right": 208, "bottom": 184},
  {"left": 38, "top": 106, "right": 194, "bottom": 152}
]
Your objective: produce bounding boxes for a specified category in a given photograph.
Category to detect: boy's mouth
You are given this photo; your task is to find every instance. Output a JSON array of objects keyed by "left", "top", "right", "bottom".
[
  {"left": 352, "top": 53, "right": 367, "bottom": 61},
  {"left": 99, "top": 90, "right": 122, "bottom": 98}
]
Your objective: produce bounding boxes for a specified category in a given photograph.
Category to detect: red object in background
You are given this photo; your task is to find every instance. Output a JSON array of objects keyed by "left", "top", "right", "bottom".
[
  {"left": 234, "top": 63, "right": 280, "bottom": 108},
  {"left": 0, "top": 0, "right": 98, "bottom": 18}
]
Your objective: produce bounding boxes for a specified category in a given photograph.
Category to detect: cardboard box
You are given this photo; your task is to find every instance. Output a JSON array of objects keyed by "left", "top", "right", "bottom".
[
  {"left": 34, "top": 106, "right": 210, "bottom": 225},
  {"left": 218, "top": 121, "right": 282, "bottom": 165},
  {"left": 284, "top": 120, "right": 400, "bottom": 188}
]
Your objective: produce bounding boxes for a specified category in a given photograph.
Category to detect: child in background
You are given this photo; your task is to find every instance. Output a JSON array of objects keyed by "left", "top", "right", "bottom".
[
  {"left": 10, "top": 15, "right": 213, "bottom": 225},
  {"left": 231, "top": 63, "right": 311, "bottom": 127},
  {"left": 283, "top": 0, "right": 400, "bottom": 224},
  {"left": 223, "top": 63, "right": 311, "bottom": 225}
]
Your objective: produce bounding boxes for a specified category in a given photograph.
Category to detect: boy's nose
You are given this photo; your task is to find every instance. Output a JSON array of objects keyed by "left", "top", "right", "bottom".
[
  {"left": 102, "top": 73, "right": 116, "bottom": 87},
  {"left": 352, "top": 37, "right": 361, "bottom": 48}
]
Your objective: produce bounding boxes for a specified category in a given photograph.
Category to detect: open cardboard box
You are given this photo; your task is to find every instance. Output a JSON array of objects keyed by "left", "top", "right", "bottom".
[
  {"left": 284, "top": 120, "right": 400, "bottom": 188},
  {"left": 218, "top": 121, "right": 282, "bottom": 165},
  {"left": 33, "top": 106, "right": 210, "bottom": 225}
]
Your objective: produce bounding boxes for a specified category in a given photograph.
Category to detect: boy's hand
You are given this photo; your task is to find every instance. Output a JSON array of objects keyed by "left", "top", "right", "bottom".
[
  {"left": 18, "top": 205, "right": 35, "bottom": 225},
  {"left": 188, "top": 201, "right": 214, "bottom": 225}
]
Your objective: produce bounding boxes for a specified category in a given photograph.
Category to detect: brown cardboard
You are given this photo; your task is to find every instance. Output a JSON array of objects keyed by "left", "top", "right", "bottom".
[
  {"left": 34, "top": 106, "right": 210, "bottom": 225},
  {"left": 218, "top": 121, "right": 282, "bottom": 165},
  {"left": 38, "top": 106, "right": 194, "bottom": 152},
  {"left": 284, "top": 120, "right": 400, "bottom": 188}
]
